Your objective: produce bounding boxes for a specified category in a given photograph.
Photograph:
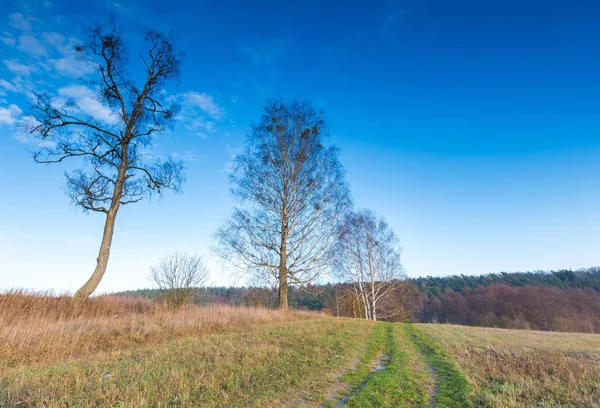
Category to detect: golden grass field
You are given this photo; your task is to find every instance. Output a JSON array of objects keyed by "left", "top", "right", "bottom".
[{"left": 1, "top": 291, "right": 599, "bottom": 407}]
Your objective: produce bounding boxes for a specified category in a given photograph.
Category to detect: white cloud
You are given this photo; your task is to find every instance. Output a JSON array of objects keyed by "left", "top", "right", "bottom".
[
  {"left": 0, "top": 34, "right": 16, "bottom": 46},
  {"left": 50, "top": 55, "right": 95, "bottom": 78},
  {"left": 174, "top": 115, "right": 215, "bottom": 134},
  {"left": 17, "top": 33, "right": 47, "bottom": 56},
  {"left": 171, "top": 150, "right": 200, "bottom": 163},
  {"left": 13, "top": 115, "right": 56, "bottom": 147},
  {"left": 0, "top": 104, "right": 22, "bottom": 126},
  {"left": 0, "top": 79, "right": 17, "bottom": 93},
  {"left": 57, "top": 85, "right": 119, "bottom": 124},
  {"left": 168, "top": 91, "right": 225, "bottom": 137},
  {"left": 42, "top": 32, "right": 81, "bottom": 55},
  {"left": 39, "top": 33, "right": 94, "bottom": 78},
  {"left": 9, "top": 13, "right": 34, "bottom": 31},
  {"left": 3, "top": 59, "right": 38, "bottom": 76},
  {"left": 42, "top": 32, "right": 66, "bottom": 51},
  {"left": 1, "top": 76, "right": 36, "bottom": 94},
  {"left": 179, "top": 91, "right": 225, "bottom": 120}
]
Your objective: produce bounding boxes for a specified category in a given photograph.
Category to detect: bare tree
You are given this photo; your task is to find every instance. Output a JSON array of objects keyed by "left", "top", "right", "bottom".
[
  {"left": 150, "top": 253, "right": 209, "bottom": 308},
  {"left": 24, "top": 22, "right": 185, "bottom": 302},
  {"left": 215, "top": 100, "right": 351, "bottom": 310},
  {"left": 332, "top": 209, "right": 406, "bottom": 321}
]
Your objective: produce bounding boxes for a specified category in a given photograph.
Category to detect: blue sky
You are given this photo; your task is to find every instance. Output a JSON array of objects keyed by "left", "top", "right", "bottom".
[{"left": 1, "top": 0, "right": 600, "bottom": 293}]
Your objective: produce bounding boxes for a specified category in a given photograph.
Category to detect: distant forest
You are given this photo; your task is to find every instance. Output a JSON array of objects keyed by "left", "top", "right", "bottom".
[{"left": 118, "top": 267, "right": 600, "bottom": 334}]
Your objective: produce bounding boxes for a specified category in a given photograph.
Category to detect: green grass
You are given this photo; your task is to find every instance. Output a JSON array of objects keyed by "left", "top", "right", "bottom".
[
  {"left": 317, "top": 320, "right": 386, "bottom": 407},
  {"left": 405, "top": 324, "right": 472, "bottom": 407},
  {"left": 343, "top": 323, "right": 430, "bottom": 407}
]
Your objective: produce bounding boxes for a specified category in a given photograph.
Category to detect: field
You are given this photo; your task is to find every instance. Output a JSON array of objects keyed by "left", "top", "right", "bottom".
[{"left": 1, "top": 292, "right": 599, "bottom": 407}]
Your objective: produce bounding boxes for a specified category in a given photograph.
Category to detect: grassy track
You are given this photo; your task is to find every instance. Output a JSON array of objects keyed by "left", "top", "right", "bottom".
[
  {"left": 342, "top": 323, "right": 430, "bottom": 407},
  {"left": 405, "top": 324, "right": 471, "bottom": 407}
]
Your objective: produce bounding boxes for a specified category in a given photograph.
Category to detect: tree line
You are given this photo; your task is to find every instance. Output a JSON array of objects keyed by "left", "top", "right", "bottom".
[
  {"left": 408, "top": 267, "right": 600, "bottom": 333},
  {"left": 119, "top": 268, "right": 600, "bottom": 333}
]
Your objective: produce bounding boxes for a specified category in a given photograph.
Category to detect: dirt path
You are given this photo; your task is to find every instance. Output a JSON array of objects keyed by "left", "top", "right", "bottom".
[
  {"left": 408, "top": 330, "right": 440, "bottom": 406},
  {"left": 426, "top": 364, "right": 440, "bottom": 406},
  {"left": 332, "top": 352, "right": 391, "bottom": 407},
  {"left": 409, "top": 339, "right": 439, "bottom": 406}
]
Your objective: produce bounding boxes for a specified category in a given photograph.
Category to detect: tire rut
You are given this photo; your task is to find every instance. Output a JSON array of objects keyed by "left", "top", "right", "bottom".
[{"left": 331, "top": 352, "right": 391, "bottom": 408}]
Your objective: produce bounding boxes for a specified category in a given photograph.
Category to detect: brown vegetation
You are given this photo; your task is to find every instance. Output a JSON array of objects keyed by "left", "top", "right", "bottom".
[
  {"left": 411, "top": 284, "right": 600, "bottom": 333},
  {"left": 0, "top": 290, "right": 314, "bottom": 369}
]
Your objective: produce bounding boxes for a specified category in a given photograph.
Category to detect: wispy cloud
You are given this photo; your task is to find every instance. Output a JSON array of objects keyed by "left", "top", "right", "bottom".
[
  {"left": 0, "top": 79, "right": 17, "bottom": 93},
  {"left": 0, "top": 104, "right": 22, "bottom": 126},
  {"left": 41, "top": 32, "right": 93, "bottom": 78},
  {"left": 56, "top": 84, "right": 119, "bottom": 124},
  {"left": 3, "top": 59, "right": 38, "bottom": 76},
  {"left": 49, "top": 55, "right": 95, "bottom": 77},
  {"left": 178, "top": 91, "right": 225, "bottom": 120},
  {"left": 168, "top": 91, "right": 226, "bottom": 138},
  {"left": 1, "top": 22, "right": 92, "bottom": 89},
  {"left": 13, "top": 115, "right": 56, "bottom": 147},
  {"left": 0, "top": 76, "right": 36, "bottom": 95},
  {"left": 17, "top": 33, "right": 47, "bottom": 56},
  {"left": 9, "top": 13, "right": 35, "bottom": 31},
  {"left": 0, "top": 33, "right": 16, "bottom": 46},
  {"left": 171, "top": 150, "right": 201, "bottom": 163}
]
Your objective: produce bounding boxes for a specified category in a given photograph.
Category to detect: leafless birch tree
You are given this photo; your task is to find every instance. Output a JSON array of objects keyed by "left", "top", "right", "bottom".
[
  {"left": 150, "top": 253, "right": 209, "bottom": 308},
  {"left": 215, "top": 100, "right": 351, "bottom": 310},
  {"left": 332, "top": 209, "right": 406, "bottom": 321},
  {"left": 24, "top": 22, "right": 185, "bottom": 301}
]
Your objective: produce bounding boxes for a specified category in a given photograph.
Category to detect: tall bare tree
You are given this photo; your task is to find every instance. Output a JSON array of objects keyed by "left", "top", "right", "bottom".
[
  {"left": 150, "top": 253, "right": 209, "bottom": 308},
  {"left": 332, "top": 209, "right": 406, "bottom": 321},
  {"left": 215, "top": 100, "right": 351, "bottom": 310},
  {"left": 25, "top": 22, "right": 185, "bottom": 302}
]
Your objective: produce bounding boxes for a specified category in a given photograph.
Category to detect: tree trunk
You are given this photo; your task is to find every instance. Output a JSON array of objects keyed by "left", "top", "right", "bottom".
[
  {"left": 370, "top": 281, "right": 377, "bottom": 321},
  {"left": 372, "top": 298, "right": 377, "bottom": 321},
  {"left": 278, "top": 210, "right": 289, "bottom": 310},
  {"left": 72, "top": 207, "right": 119, "bottom": 302},
  {"left": 278, "top": 233, "right": 289, "bottom": 310},
  {"left": 72, "top": 144, "right": 127, "bottom": 303},
  {"left": 278, "top": 268, "right": 288, "bottom": 310}
]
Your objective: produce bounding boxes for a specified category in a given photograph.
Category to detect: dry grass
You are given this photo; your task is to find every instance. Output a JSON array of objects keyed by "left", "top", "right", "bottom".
[
  {"left": 0, "top": 291, "right": 373, "bottom": 408},
  {"left": 0, "top": 290, "right": 315, "bottom": 370},
  {"left": 418, "top": 323, "right": 600, "bottom": 407}
]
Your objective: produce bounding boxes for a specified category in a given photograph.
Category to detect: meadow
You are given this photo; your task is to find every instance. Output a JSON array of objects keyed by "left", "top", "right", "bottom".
[{"left": 1, "top": 291, "right": 599, "bottom": 407}]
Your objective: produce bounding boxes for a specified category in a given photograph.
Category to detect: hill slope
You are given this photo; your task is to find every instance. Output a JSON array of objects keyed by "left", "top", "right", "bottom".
[{"left": 1, "top": 292, "right": 599, "bottom": 407}]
